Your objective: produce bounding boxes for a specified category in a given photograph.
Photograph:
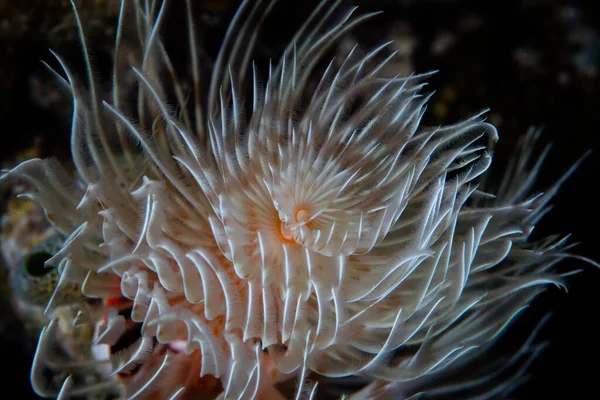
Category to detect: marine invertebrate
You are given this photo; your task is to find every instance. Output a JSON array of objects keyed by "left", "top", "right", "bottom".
[
  {"left": 0, "top": 149, "right": 82, "bottom": 335},
  {"left": 1, "top": 0, "right": 594, "bottom": 398},
  {"left": 0, "top": 157, "right": 103, "bottom": 396}
]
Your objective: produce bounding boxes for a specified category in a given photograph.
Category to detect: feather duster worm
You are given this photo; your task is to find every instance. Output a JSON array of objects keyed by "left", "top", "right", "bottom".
[{"left": 1, "top": 0, "right": 595, "bottom": 399}]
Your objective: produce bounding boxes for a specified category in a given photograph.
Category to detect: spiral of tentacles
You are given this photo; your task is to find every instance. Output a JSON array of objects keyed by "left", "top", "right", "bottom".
[{"left": 1, "top": 0, "right": 591, "bottom": 399}]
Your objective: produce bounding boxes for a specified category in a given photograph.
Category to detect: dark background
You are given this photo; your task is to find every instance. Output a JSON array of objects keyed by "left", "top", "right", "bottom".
[{"left": 1, "top": 0, "right": 598, "bottom": 398}]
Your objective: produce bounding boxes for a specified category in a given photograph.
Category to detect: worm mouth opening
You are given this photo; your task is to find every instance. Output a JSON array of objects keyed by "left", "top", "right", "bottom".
[
  {"left": 295, "top": 208, "right": 310, "bottom": 224},
  {"left": 277, "top": 218, "right": 296, "bottom": 243},
  {"left": 24, "top": 251, "right": 53, "bottom": 277}
]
